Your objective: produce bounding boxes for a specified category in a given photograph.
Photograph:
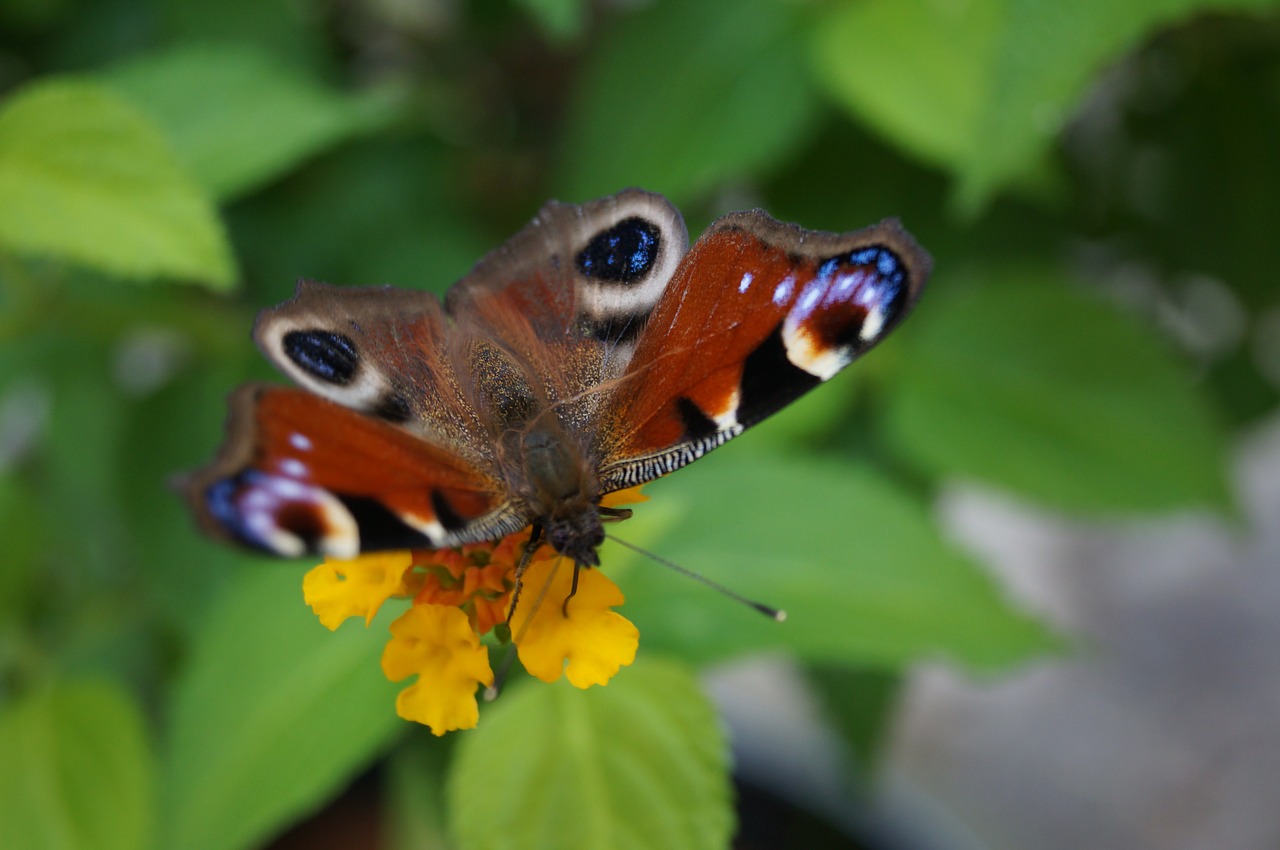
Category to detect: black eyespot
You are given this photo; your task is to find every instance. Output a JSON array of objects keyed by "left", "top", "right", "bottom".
[
  {"left": 576, "top": 217, "right": 661, "bottom": 284},
  {"left": 283, "top": 330, "right": 359, "bottom": 385}
]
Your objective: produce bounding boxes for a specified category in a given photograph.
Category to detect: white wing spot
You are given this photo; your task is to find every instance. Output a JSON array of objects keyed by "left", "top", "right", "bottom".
[
  {"left": 781, "top": 321, "right": 852, "bottom": 382},
  {"left": 712, "top": 388, "right": 741, "bottom": 431},
  {"left": 833, "top": 271, "right": 861, "bottom": 300},
  {"left": 772, "top": 275, "right": 795, "bottom": 306},
  {"left": 859, "top": 305, "right": 887, "bottom": 342},
  {"left": 242, "top": 477, "right": 358, "bottom": 559},
  {"left": 399, "top": 514, "right": 447, "bottom": 547},
  {"left": 796, "top": 281, "right": 822, "bottom": 313},
  {"left": 280, "top": 458, "right": 308, "bottom": 478}
]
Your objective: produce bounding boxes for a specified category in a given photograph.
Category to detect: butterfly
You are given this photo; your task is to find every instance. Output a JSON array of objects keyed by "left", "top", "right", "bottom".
[{"left": 185, "top": 189, "right": 930, "bottom": 574}]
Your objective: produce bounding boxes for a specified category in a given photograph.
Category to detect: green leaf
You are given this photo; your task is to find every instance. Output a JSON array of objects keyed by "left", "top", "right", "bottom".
[
  {"left": 0, "top": 79, "right": 235, "bottom": 288},
  {"left": 39, "top": 338, "right": 130, "bottom": 577},
  {"left": 0, "top": 473, "right": 44, "bottom": 617},
  {"left": 557, "top": 0, "right": 817, "bottom": 203},
  {"left": 811, "top": 0, "right": 1000, "bottom": 177},
  {"left": 612, "top": 449, "right": 1057, "bottom": 670},
  {"left": 385, "top": 735, "right": 453, "bottom": 850},
  {"left": 228, "top": 137, "right": 490, "bottom": 292},
  {"left": 513, "top": 0, "right": 587, "bottom": 40},
  {"left": 811, "top": 0, "right": 1278, "bottom": 212},
  {"left": 882, "top": 272, "right": 1232, "bottom": 513},
  {"left": 740, "top": 369, "right": 856, "bottom": 453},
  {"left": 156, "top": 0, "right": 328, "bottom": 70},
  {"left": 116, "top": 358, "right": 262, "bottom": 624},
  {"left": 0, "top": 680, "right": 154, "bottom": 850},
  {"left": 104, "top": 43, "right": 397, "bottom": 201},
  {"left": 448, "top": 659, "right": 732, "bottom": 850},
  {"left": 805, "top": 665, "right": 901, "bottom": 779},
  {"left": 159, "top": 566, "right": 405, "bottom": 850}
]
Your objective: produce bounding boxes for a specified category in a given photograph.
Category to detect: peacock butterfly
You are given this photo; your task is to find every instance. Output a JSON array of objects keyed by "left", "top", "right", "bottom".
[{"left": 185, "top": 189, "right": 930, "bottom": 575}]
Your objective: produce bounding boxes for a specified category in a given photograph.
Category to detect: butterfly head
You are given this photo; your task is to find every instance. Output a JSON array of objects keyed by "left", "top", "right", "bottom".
[{"left": 542, "top": 507, "right": 604, "bottom": 568}]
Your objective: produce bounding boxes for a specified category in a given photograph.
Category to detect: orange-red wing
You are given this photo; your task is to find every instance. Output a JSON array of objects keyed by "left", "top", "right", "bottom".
[
  {"left": 184, "top": 386, "right": 525, "bottom": 558},
  {"left": 597, "top": 212, "right": 930, "bottom": 492}
]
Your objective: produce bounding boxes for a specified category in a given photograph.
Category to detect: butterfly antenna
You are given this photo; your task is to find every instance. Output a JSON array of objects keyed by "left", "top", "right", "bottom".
[{"left": 605, "top": 533, "right": 787, "bottom": 622}]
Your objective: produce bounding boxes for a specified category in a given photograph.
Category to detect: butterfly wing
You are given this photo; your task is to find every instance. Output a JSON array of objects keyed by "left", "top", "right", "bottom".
[
  {"left": 186, "top": 192, "right": 929, "bottom": 559},
  {"left": 185, "top": 385, "right": 524, "bottom": 558},
  {"left": 257, "top": 191, "right": 690, "bottom": 447},
  {"left": 250, "top": 280, "right": 501, "bottom": 461},
  {"left": 441, "top": 189, "right": 689, "bottom": 434},
  {"left": 189, "top": 190, "right": 693, "bottom": 557},
  {"left": 597, "top": 211, "right": 931, "bottom": 491},
  {"left": 446, "top": 189, "right": 687, "bottom": 373}
]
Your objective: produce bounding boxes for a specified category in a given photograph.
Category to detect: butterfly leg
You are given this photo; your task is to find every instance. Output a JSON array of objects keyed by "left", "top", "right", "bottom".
[
  {"left": 598, "top": 506, "right": 633, "bottom": 522},
  {"left": 506, "top": 522, "right": 545, "bottom": 628},
  {"left": 561, "top": 562, "right": 582, "bottom": 617}
]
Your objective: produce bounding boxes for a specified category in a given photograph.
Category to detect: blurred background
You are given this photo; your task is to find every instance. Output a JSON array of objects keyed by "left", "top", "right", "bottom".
[{"left": 1, "top": 1, "right": 1278, "bottom": 849}]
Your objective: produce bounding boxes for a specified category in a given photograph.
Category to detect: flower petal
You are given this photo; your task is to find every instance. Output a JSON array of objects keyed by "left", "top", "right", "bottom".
[
  {"left": 303, "top": 551, "right": 413, "bottom": 630},
  {"left": 601, "top": 486, "right": 648, "bottom": 508},
  {"left": 381, "top": 604, "right": 494, "bottom": 735},
  {"left": 509, "top": 558, "right": 639, "bottom": 688}
]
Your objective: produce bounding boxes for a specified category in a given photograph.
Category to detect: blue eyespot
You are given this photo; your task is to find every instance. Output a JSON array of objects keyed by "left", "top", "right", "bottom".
[
  {"left": 283, "top": 330, "right": 359, "bottom": 385},
  {"left": 576, "top": 218, "right": 661, "bottom": 284}
]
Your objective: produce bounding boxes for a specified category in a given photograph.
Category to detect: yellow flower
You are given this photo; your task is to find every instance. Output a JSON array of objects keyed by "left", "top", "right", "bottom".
[
  {"left": 304, "top": 485, "right": 648, "bottom": 731},
  {"left": 381, "top": 603, "right": 494, "bottom": 735},
  {"left": 302, "top": 551, "right": 414, "bottom": 630},
  {"left": 602, "top": 486, "right": 648, "bottom": 510},
  {"left": 508, "top": 557, "right": 639, "bottom": 688},
  {"left": 414, "top": 542, "right": 525, "bottom": 636}
]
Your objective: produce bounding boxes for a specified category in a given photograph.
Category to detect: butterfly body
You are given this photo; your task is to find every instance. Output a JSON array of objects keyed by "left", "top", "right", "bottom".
[
  {"left": 507, "top": 417, "right": 604, "bottom": 566},
  {"left": 186, "top": 190, "right": 931, "bottom": 568}
]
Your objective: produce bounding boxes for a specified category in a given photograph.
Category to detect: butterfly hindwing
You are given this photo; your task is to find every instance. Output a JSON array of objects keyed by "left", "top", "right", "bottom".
[
  {"left": 447, "top": 189, "right": 687, "bottom": 367},
  {"left": 597, "top": 212, "right": 930, "bottom": 491},
  {"left": 252, "top": 281, "right": 502, "bottom": 458},
  {"left": 442, "top": 190, "right": 689, "bottom": 436}
]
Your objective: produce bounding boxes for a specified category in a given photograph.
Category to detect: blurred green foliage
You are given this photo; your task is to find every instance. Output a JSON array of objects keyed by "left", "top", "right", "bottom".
[{"left": 1, "top": 1, "right": 1276, "bottom": 848}]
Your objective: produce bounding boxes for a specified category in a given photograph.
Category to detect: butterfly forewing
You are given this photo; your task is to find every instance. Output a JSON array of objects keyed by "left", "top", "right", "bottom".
[{"left": 597, "top": 212, "right": 930, "bottom": 491}]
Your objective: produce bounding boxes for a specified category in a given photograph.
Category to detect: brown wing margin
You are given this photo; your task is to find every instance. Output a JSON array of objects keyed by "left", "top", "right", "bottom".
[
  {"left": 596, "top": 212, "right": 931, "bottom": 491},
  {"left": 183, "top": 385, "right": 527, "bottom": 558}
]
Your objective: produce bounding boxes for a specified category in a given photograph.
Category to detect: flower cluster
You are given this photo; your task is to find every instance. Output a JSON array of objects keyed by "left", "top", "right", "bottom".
[{"left": 302, "top": 490, "right": 643, "bottom": 735}]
